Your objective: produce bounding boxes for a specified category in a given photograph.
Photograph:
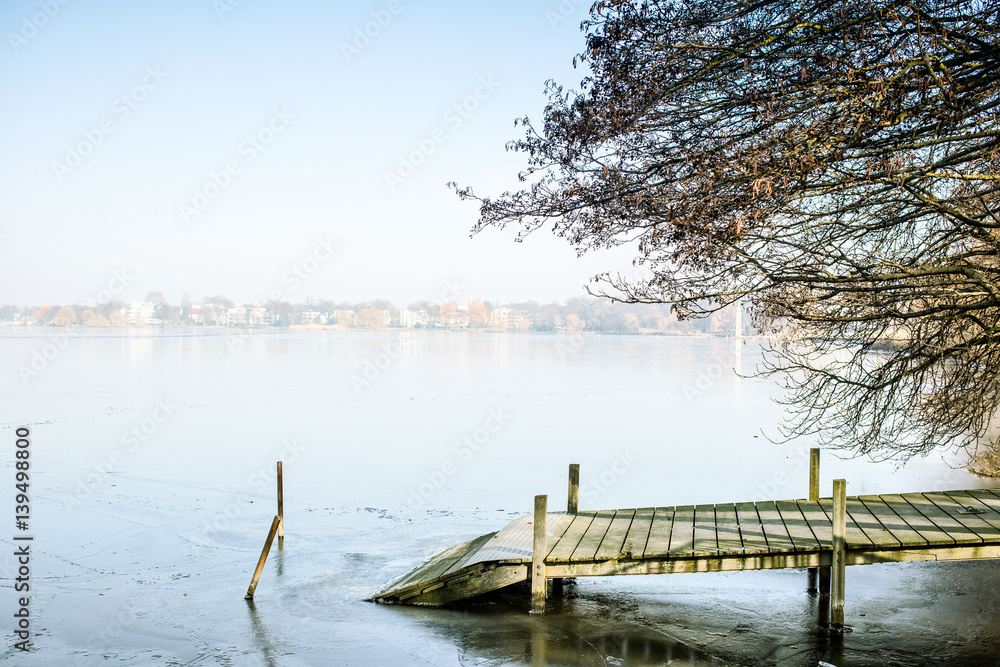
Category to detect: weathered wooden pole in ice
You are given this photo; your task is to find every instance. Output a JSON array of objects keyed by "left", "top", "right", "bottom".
[
  {"left": 277, "top": 461, "right": 284, "bottom": 543},
  {"left": 831, "top": 478, "right": 847, "bottom": 629},
  {"left": 567, "top": 464, "right": 580, "bottom": 514},
  {"left": 245, "top": 515, "right": 281, "bottom": 599},
  {"left": 530, "top": 494, "right": 548, "bottom": 614}
]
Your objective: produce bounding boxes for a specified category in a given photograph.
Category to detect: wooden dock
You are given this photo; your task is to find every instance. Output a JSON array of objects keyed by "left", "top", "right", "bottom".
[{"left": 374, "top": 453, "right": 1000, "bottom": 630}]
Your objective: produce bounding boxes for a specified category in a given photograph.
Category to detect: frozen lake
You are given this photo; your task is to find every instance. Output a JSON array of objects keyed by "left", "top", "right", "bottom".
[{"left": 3, "top": 327, "right": 1000, "bottom": 666}]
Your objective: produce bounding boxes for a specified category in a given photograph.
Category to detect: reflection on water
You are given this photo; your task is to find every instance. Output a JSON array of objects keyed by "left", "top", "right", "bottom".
[
  {"left": 525, "top": 618, "right": 721, "bottom": 666},
  {"left": 246, "top": 599, "right": 279, "bottom": 667},
  {"left": 394, "top": 593, "right": 727, "bottom": 666}
]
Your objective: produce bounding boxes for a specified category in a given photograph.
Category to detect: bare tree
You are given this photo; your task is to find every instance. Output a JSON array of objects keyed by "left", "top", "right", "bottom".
[{"left": 454, "top": 0, "right": 1000, "bottom": 460}]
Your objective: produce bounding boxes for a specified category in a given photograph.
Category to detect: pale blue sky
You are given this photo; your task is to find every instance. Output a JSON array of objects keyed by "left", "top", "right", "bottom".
[{"left": 0, "top": 0, "right": 637, "bottom": 307}]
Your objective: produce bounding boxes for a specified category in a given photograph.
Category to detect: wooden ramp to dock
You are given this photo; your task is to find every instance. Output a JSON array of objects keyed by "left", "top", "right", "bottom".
[
  {"left": 375, "top": 488, "right": 1000, "bottom": 607},
  {"left": 375, "top": 454, "right": 1000, "bottom": 629}
]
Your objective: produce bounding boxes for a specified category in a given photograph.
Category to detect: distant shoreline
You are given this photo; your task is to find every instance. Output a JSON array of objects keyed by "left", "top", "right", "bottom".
[{"left": 0, "top": 322, "right": 770, "bottom": 339}]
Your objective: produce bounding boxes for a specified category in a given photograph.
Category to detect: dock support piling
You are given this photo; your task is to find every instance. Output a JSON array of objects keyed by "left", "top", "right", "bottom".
[
  {"left": 568, "top": 464, "right": 579, "bottom": 514},
  {"left": 245, "top": 515, "right": 281, "bottom": 599},
  {"left": 831, "top": 479, "right": 847, "bottom": 629},
  {"left": 530, "top": 494, "right": 548, "bottom": 614},
  {"left": 277, "top": 461, "right": 284, "bottom": 543},
  {"left": 819, "top": 563, "right": 831, "bottom": 597}
]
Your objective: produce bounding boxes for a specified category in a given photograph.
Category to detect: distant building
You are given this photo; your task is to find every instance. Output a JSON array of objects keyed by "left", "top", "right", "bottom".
[
  {"left": 249, "top": 306, "right": 275, "bottom": 326},
  {"left": 398, "top": 309, "right": 428, "bottom": 328},
  {"left": 222, "top": 305, "right": 275, "bottom": 327},
  {"left": 126, "top": 302, "right": 160, "bottom": 325},
  {"left": 186, "top": 305, "right": 205, "bottom": 324},
  {"left": 493, "top": 307, "right": 518, "bottom": 328},
  {"left": 491, "top": 307, "right": 529, "bottom": 330}
]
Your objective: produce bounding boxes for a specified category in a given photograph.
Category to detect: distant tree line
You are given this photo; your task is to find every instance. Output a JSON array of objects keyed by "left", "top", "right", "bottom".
[{"left": 0, "top": 293, "right": 746, "bottom": 335}]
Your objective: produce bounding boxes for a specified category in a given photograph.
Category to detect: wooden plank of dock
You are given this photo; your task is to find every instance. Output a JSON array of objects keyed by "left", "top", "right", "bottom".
[
  {"left": 641, "top": 507, "right": 674, "bottom": 558},
  {"left": 924, "top": 492, "right": 1000, "bottom": 540},
  {"left": 946, "top": 490, "right": 1000, "bottom": 533},
  {"left": 877, "top": 494, "right": 953, "bottom": 545},
  {"left": 900, "top": 492, "right": 981, "bottom": 544},
  {"left": 715, "top": 504, "right": 743, "bottom": 554},
  {"left": 548, "top": 512, "right": 595, "bottom": 562},
  {"left": 472, "top": 513, "right": 574, "bottom": 565},
  {"left": 571, "top": 510, "right": 615, "bottom": 562},
  {"left": 692, "top": 505, "right": 718, "bottom": 556},
  {"left": 621, "top": 507, "right": 655, "bottom": 558},
  {"left": 847, "top": 497, "right": 900, "bottom": 548},
  {"left": 757, "top": 501, "right": 795, "bottom": 552},
  {"left": 960, "top": 488, "right": 1000, "bottom": 515},
  {"left": 775, "top": 500, "right": 820, "bottom": 551},
  {"left": 796, "top": 500, "right": 832, "bottom": 548},
  {"left": 596, "top": 509, "right": 636, "bottom": 560},
  {"left": 734, "top": 501, "right": 769, "bottom": 554},
  {"left": 667, "top": 505, "right": 695, "bottom": 556},
  {"left": 856, "top": 495, "right": 923, "bottom": 545}
]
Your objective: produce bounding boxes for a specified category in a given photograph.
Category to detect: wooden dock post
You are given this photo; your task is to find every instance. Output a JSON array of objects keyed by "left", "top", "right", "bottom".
[
  {"left": 567, "top": 464, "right": 579, "bottom": 514},
  {"left": 530, "top": 494, "right": 548, "bottom": 614},
  {"left": 807, "top": 448, "right": 820, "bottom": 588},
  {"left": 245, "top": 515, "right": 281, "bottom": 599},
  {"left": 277, "top": 461, "right": 284, "bottom": 542},
  {"left": 552, "top": 463, "right": 580, "bottom": 594},
  {"left": 831, "top": 478, "right": 847, "bottom": 629},
  {"left": 819, "top": 562, "right": 831, "bottom": 597},
  {"left": 809, "top": 448, "right": 820, "bottom": 502}
]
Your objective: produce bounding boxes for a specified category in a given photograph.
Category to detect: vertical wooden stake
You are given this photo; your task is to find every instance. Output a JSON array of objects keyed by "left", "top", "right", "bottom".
[
  {"left": 530, "top": 494, "right": 548, "bottom": 614},
  {"left": 552, "top": 464, "right": 580, "bottom": 592},
  {"left": 831, "top": 479, "right": 847, "bottom": 629},
  {"left": 809, "top": 448, "right": 820, "bottom": 502},
  {"left": 807, "top": 448, "right": 821, "bottom": 586},
  {"left": 277, "top": 461, "right": 284, "bottom": 542},
  {"left": 245, "top": 515, "right": 281, "bottom": 599},
  {"left": 567, "top": 464, "right": 579, "bottom": 514}
]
